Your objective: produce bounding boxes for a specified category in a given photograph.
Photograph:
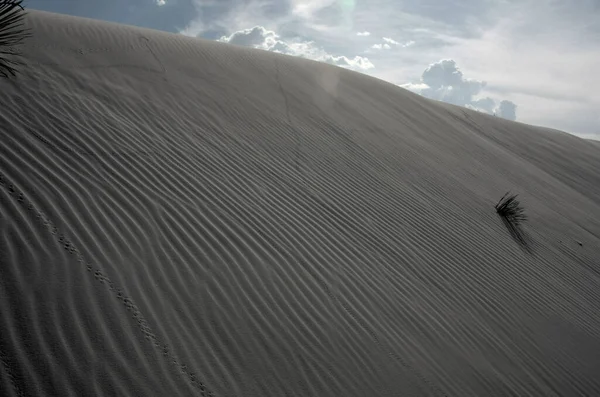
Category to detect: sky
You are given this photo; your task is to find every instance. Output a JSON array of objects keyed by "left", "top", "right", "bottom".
[{"left": 26, "top": 0, "right": 600, "bottom": 140}]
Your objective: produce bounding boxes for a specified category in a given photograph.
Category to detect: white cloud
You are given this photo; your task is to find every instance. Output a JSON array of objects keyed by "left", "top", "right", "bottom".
[
  {"left": 219, "top": 26, "right": 374, "bottom": 71},
  {"left": 497, "top": 100, "right": 517, "bottom": 121},
  {"left": 370, "top": 37, "right": 415, "bottom": 50},
  {"left": 372, "top": 43, "right": 391, "bottom": 50},
  {"left": 156, "top": 0, "right": 166, "bottom": 5},
  {"left": 402, "top": 59, "right": 517, "bottom": 120},
  {"left": 291, "top": 0, "right": 337, "bottom": 19},
  {"left": 396, "top": 1, "right": 599, "bottom": 134},
  {"left": 356, "top": 31, "right": 371, "bottom": 36},
  {"left": 219, "top": 26, "right": 277, "bottom": 48}
]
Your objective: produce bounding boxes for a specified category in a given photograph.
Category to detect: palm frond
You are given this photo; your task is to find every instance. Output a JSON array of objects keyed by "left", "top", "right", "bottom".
[{"left": 0, "top": 0, "right": 31, "bottom": 78}]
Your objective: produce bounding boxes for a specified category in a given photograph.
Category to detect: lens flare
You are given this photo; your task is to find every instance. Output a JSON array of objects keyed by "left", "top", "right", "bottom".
[
  {"left": 339, "top": 0, "right": 356, "bottom": 12},
  {"left": 338, "top": 0, "right": 356, "bottom": 29}
]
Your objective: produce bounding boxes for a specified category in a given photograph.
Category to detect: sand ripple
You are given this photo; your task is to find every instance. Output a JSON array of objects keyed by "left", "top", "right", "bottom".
[{"left": 1, "top": 10, "right": 600, "bottom": 396}]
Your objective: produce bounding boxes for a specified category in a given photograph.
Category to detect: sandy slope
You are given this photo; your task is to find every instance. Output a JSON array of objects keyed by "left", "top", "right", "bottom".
[{"left": 1, "top": 10, "right": 599, "bottom": 397}]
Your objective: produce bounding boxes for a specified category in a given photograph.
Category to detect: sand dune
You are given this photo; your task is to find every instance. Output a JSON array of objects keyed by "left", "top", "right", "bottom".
[{"left": 1, "top": 9, "right": 600, "bottom": 396}]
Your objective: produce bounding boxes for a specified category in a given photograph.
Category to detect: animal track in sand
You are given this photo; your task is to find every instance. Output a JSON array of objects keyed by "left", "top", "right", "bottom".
[
  {"left": 0, "top": 347, "right": 25, "bottom": 397},
  {"left": 0, "top": 172, "right": 214, "bottom": 396}
]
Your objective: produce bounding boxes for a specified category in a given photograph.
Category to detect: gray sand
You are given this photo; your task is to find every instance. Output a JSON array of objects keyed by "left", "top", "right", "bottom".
[{"left": 1, "top": 10, "right": 599, "bottom": 397}]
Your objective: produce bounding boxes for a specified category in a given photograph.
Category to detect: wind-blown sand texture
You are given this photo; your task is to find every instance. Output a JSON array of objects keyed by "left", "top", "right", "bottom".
[{"left": 1, "top": 10, "right": 600, "bottom": 397}]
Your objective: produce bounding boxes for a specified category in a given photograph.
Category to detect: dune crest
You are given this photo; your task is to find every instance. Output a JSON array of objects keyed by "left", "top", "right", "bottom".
[{"left": 1, "top": 10, "right": 600, "bottom": 396}]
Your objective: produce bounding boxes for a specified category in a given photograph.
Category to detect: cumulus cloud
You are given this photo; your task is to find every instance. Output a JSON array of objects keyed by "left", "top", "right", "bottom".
[
  {"left": 356, "top": 31, "right": 371, "bottom": 36},
  {"left": 219, "top": 26, "right": 374, "bottom": 71},
  {"left": 402, "top": 59, "right": 517, "bottom": 120},
  {"left": 497, "top": 100, "right": 517, "bottom": 120},
  {"left": 220, "top": 26, "right": 276, "bottom": 47}
]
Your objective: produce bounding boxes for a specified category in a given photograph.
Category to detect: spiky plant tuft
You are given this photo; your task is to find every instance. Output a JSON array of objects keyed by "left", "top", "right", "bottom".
[
  {"left": 0, "top": 0, "right": 31, "bottom": 78},
  {"left": 495, "top": 192, "right": 527, "bottom": 226},
  {"left": 495, "top": 191, "right": 531, "bottom": 251}
]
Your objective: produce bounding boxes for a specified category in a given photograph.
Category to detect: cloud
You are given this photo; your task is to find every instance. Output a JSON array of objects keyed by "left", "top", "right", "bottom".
[
  {"left": 179, "top": 0, "right": 291, "bottom": 38},
  {"left": 497, "top": 100, "right": 517, "bottom": 121},
  {"left": 156, "top": 0, "right": 166, "bottom": 5},
  {"left": 398, "top": 1, "right": 598, "bottom": 134},
  {"left": 219, "top": 26, "right": 374, "bottom": 71},
  {"left": 372, "top": 43, "right": 391, "bottom": 50},
  {"left": 466, "top": 97, "right": 496, "bottom": 113},
  {"left": 356, "top": 31, "right": 371, "bottom": 36},
  {"left": 220, "top": 26, "right": 276, "bottom": 47},
  {"left": 291, "top": 0, "right": 338, "bottom": 20},
  {"left": 370, "top": 37, "right": 415, "bottom": 50},
  {"left": 402, "top": 59, "right": 517, "bottom": 120}
]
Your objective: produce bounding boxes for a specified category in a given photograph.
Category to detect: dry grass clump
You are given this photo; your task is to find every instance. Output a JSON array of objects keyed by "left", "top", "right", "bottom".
[
  {"left": 495, "top": 192, "right": 527, "bottom": 226},
  {"left": 496, "top": 192, "right": 530, "bottom": 251},
  {"left": 0, "top": 0, "right": 31, "bottom": 78}
]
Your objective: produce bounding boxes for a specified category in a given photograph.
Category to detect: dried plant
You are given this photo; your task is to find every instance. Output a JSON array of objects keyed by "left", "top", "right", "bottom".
[
  {"left": 495, "top": 192, "right": 530, "bottom": 251},
  {"left": 495, "top": 192, "right": 527, "bottom": 226},
  {"left": 0, "top": 0, "right": 31, "bottom": 78}
]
